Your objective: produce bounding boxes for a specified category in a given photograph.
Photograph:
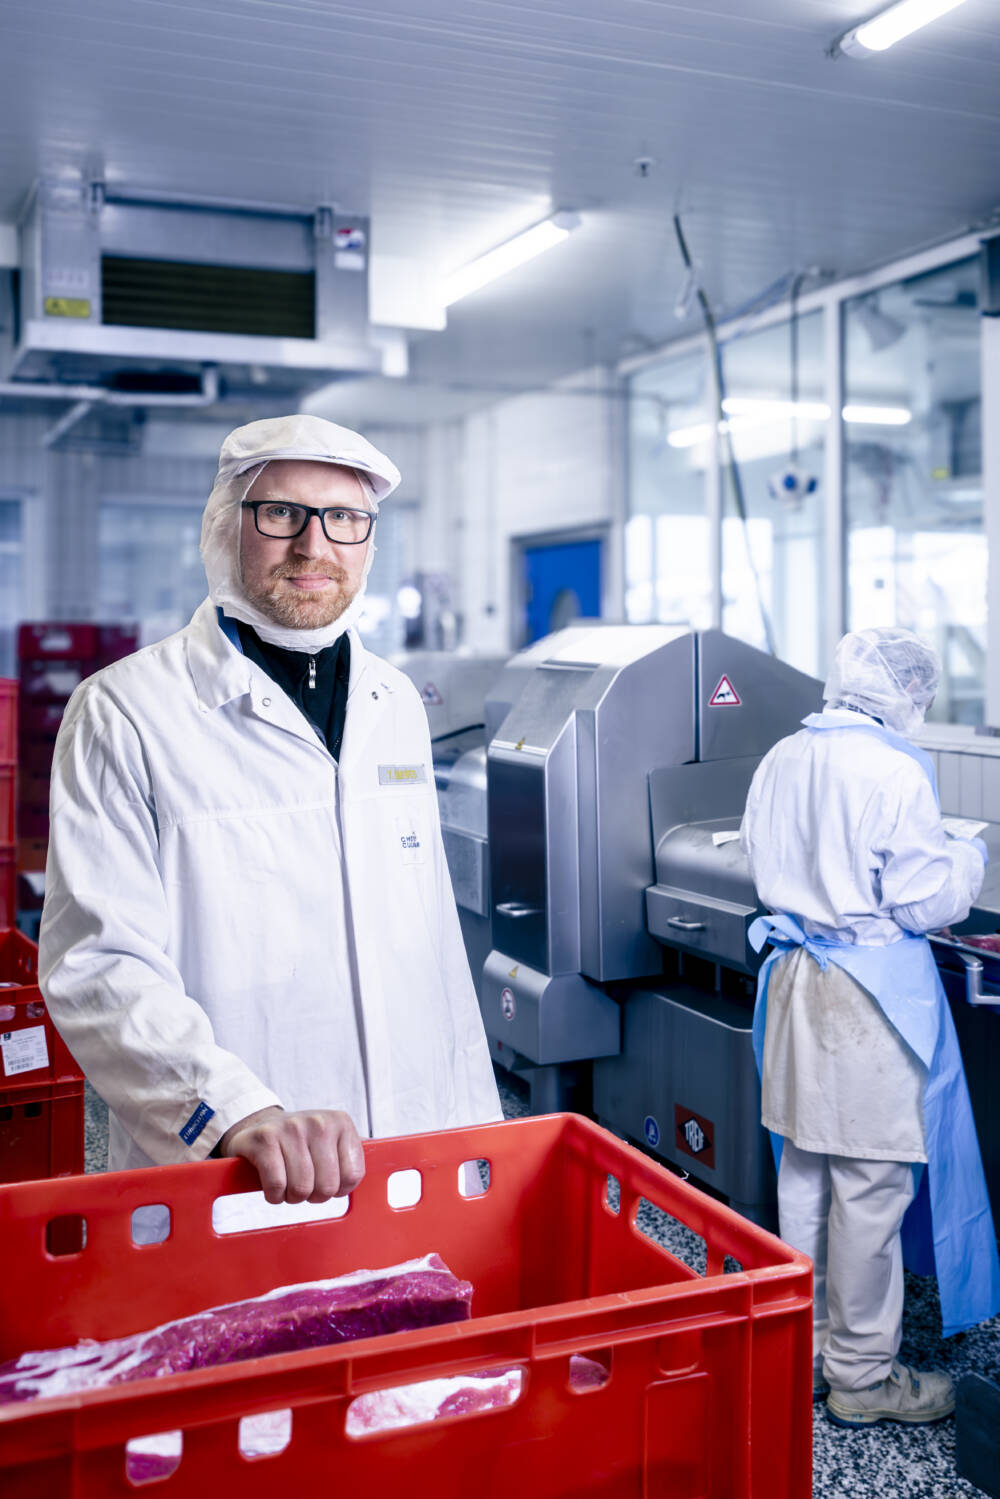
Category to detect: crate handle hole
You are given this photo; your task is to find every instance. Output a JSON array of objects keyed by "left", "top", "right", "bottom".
[
  {"left": 569, "top": 1351, "right": 611, "bottom": 1393},
  {"left": 238, "top": 1408, "right": 292, "bottom": 1459},
  {"left": 125, "top": 1430, "right": 182, "bottom": 1485},
  {"left": 23, "top": 1102, "right": 44, "bottom": 1118},
  {"left": 132, "top": 1205, "right": 171, "bottom": 1246},
  {"left": 346, "top": 1366, "right": 523, "bottom": 1437},
  {"left": 45, "top": 1214, "right": 86, "bottom": 1256},
  {"left": 0, "top": 1105, "right": 11, "bottom": 1122},
  {"left": 458, "top": 1159, "right": 490, "bottom": 1197},
  {"left": 211, "top": 1191, "right": 349, "bottom": 1234},
  {"left": 605, "top": 1174, "right": 621, "bottom": 1215},
  {"left": 387, "top": 1169, "right": 422, "bottom": 1209},
  {"left": 633, "top": 1197, "right": 706, "bottom": 1276}
]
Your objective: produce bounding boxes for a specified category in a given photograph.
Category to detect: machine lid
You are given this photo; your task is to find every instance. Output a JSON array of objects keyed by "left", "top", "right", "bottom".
[{"left": 520, "top": 622, "right": 690, "bottom": 670}]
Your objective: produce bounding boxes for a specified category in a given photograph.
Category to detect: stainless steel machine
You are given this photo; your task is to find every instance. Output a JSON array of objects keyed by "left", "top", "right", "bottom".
[
  {"left": 394, "top": 651, "right": 509, "bottom": 998},
  {"left": 419, "top": 626, "right": 1000, "bottom": 1228}
]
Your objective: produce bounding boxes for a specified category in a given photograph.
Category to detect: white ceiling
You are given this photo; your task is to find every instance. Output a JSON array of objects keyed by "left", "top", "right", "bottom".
[{"left": 2, "top": 0, "right": 999, "bottom": 423}]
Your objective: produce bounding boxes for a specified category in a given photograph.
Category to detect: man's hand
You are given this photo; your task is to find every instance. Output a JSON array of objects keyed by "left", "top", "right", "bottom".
[{"left": 217, "top": 1107, "right": 366, "bottom": 1205}]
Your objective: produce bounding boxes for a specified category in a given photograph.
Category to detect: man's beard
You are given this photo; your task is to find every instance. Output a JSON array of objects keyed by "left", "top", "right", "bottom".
[{"left": 244, "top": 562, "right": 360, "bottom": 629}]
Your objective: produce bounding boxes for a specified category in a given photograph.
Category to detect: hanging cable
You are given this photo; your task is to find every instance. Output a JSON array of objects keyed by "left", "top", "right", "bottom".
[{"left": 672, "top": 214, "right": 776, "bottom": 655}]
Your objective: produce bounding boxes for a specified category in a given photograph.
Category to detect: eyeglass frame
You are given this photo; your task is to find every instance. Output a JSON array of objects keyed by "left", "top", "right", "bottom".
[{"left": 241, "top": 499, "right": 376, "bottom": 545}]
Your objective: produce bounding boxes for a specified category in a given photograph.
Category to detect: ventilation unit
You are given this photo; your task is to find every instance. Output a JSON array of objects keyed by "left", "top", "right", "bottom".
[{"left": 8, "top": 179, "right": 393, "bottom": 385}]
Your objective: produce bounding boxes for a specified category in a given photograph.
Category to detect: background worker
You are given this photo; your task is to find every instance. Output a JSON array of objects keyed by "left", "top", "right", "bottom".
[
  {"left": 741, "top": 626, "right": 1000, "bottom": 1428},
  {"left": 39, "top": 414, "right": 502, "bottom": 1218}
]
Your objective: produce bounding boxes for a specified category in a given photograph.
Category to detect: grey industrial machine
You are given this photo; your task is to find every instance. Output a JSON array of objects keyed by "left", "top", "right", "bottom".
[
  {"left": 476, "top": 623, "right": 823, "bottom": 1218},
  {"left": 395, "top": 651, "right": 509, "bottom": 997}
]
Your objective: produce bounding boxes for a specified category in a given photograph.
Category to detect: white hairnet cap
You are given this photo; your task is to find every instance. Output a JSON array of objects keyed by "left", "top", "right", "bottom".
[
  {"left": 201, "top": 414, "right": 401, "bottom": 652},
  {"left": 824, "top": 627, "right": 940, "bottom": 736},
  {"left": 215, "top": 414, "right": 401, "bottom": 502}
]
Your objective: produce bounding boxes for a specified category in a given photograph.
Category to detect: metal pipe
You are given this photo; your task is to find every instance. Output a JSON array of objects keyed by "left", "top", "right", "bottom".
[
  {"left": 4, "top": 367, "right": 220, "bottom": 449},
  {"left": 42, "top": 400, "right": 93, "bottom": 449}
]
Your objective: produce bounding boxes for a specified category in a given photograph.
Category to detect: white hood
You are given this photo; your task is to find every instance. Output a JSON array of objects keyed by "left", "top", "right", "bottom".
[{"left": 200, "top": 414, "right": 402, "bottom": 653}]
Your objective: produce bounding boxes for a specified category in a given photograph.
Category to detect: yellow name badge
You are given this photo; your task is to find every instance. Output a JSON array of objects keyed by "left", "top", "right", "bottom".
[
  {"left": 378, "top": 764, "right": 427, "bottom": 786},
  {"left": 44, "top": 297, "right": 92, "bottom": 319}
]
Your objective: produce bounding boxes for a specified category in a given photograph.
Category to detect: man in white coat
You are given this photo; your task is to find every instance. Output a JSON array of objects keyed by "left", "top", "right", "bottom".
[
  {"left": 40, "top": 414, "right": 502, "bottom": 1211},
  {"left": 741, "top": 627, "right": 999, "bottom": 1428}
]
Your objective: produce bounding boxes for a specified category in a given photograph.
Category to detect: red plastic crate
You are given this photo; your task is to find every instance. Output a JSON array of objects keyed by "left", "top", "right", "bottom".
[
  {"left": 0, "top": 850, "right": 15, "bottom": 930},
  {"left": 19, "top": 659, "right": 91, "bottom": 701},
  {"left": 0, "top": 1115, "right": 811, "bottom": 1498},
  {"left": 0, "top": 767, "right": 14, "bottom": 843},
  {"left": 18, "top": 623, "right": 100, "bottom": 662},
  {"left": 96, "top": 624, "right": 140, "bottom": 667},
  {"left": 17, "top": 736, "right": 56, "bottom": 778},
  {"left": 0, "top": 680, "right": 16, "bottom": 763},
  {"left": 19, "top": 701, "right": 67, "bottom": 739},
  {"left": 16, "top": 803, "right": 47, "bottom": 841},
  {"left": 16, "top": 839, "right": 47, "bottom": 874},
  {"left": 0, "top": 929, "right": 82, "bottom": 1093},
  {"left": 0, "top": 1077, "right": 84, "bottom": 1185}
]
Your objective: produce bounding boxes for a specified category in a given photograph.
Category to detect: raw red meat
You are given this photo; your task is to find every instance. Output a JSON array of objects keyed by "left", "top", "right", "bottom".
[{"left": 0, "top": 1255, "right": 471, "bottom": 1406}]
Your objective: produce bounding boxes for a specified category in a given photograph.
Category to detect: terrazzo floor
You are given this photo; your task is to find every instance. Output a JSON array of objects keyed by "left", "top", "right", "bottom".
[{"left": 82, "top": 1074, "right": 1000, "bottom": 1497}]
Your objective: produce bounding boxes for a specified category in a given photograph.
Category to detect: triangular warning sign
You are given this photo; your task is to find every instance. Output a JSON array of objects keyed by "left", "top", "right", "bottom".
[
  {"left": 709, "top": 674, "right": 742, "bottom": 708},
  {"left": 420, "top": 682, "right": 444, "bottom": 706}
]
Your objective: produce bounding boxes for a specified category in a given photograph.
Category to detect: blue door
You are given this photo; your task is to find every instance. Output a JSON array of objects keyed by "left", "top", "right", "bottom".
[{"left": 523, "top": 537, "right": 602, "bottom": 645}]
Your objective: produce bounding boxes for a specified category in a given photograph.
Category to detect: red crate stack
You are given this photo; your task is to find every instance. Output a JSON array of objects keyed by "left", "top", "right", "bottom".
[
  {"left": 0, "top": 681, "right": 16, "bottom": 924},
  {"left": 16, "top": 623, "right": 139, "bottom": 873},
  {"left": 0, "top": 927, "right": 85, "bottom": 1185}
]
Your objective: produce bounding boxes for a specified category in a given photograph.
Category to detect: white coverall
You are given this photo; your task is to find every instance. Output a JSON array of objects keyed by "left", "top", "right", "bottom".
[
  {"left": 40, "top": 597, "right": 502, "bottom": 1182},
  {"left": 740, "top": 708, "right": 985, "bottom": 1389}
]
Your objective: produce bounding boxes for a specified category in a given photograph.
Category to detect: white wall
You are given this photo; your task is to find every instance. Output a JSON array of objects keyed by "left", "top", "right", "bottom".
[{"left": 420, "top": 366, "right": 624, "bottom": 653}]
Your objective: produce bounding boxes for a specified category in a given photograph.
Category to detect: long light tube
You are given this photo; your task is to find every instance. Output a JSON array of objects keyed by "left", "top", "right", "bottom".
[
  {"left": 666, "top": 400, "right": 911, "bottom": 448},
  {"left": 836, "top": 0, "right": 969, "bottom": 57},
  {"left": 443, "top": 212, "right": 581, "bottom": 306}
]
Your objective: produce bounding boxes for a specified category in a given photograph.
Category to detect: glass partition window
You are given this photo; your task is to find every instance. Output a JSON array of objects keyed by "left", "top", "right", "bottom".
[
  {"left": 98, "top": 502, "right": 206, "bottom": 645},
  {"left": 627, "top": 347, "right": 713, "bottom": 629},
  {"left": 719, "top": 311, "right": 825, "bottom": 678},
  {"left": 844, "top": 256, "right": 983, "bottom": 724}
]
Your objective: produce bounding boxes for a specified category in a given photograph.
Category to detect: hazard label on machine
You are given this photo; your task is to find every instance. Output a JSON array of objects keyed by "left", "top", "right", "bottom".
[{"left": 708, "top": 674, "right": 741, "bottom": 708}]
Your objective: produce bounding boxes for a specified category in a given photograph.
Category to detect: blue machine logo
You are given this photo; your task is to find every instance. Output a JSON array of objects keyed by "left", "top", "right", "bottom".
[{"left": 643, "top": 1114, "right": 660, "bottom": 1149}]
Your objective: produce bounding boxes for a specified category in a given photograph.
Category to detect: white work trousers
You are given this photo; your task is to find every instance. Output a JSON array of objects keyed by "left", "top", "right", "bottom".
[{"left": 777, "top": 1139, "right": 916, "bottom": 1392}]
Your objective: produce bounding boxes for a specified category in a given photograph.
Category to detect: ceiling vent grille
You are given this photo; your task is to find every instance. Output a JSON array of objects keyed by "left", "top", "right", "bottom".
[{"left": 101, "top": 256, "right": 316, "bottom": 339}]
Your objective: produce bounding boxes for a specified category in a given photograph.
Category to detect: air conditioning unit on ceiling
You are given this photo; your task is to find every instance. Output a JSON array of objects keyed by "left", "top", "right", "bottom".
[{"left": 6, "top": 177, "right": 399, "bottom": 391}]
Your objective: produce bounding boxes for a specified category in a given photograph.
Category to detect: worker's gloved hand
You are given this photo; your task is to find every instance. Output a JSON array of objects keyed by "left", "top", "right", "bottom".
[
  {"left": 969, "top": 836, "right": 990, "bottom": 866},
  {"left": 217, "top": 1106, "right": 366, "bottom": 1205}
]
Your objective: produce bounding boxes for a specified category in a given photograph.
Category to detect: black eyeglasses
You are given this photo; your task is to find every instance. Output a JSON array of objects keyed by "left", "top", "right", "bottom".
[{"left": 242, "top": 500, "right": 375, "bottom": 544}]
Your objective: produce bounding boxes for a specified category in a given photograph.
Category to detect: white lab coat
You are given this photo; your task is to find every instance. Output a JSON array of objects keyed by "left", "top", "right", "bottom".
[
  {"left": 740, "top": 708, "right": 984, "bottom": 1159},
  {"left": 40, "top": 598, "right": 502, "bottom": 1174},
  {"left": 740, "top": 709, "right": 984, "bottom": 949}
]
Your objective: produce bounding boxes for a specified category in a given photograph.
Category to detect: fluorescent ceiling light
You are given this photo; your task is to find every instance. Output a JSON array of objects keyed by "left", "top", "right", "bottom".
[
  {"left": 443, "top": 211, "right": 581, "bottom": 306},
  {"left": 666, "top": 401, "right": 911, "bottom": 448},
  {"left": 842, "top": 403, "right": 912, "bottom": 425},
  {"left": 836, "top": 0, "right": 969, "bottom": 57}
]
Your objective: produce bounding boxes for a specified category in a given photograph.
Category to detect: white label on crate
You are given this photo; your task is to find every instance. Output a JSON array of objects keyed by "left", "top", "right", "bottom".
[{"left": 1, "top": 1024, "right": 49, "bottom": 1077}]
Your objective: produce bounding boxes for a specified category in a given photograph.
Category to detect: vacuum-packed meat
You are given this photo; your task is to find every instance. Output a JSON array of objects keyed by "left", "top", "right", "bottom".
[{"left": 0, "top": 1254, "right": 471, "bottom": 1406}]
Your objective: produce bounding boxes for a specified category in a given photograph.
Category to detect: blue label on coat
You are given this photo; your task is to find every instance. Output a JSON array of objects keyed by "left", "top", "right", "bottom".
[{"left": 179, "top": 1101, "right": 215, "bottom": 1146}]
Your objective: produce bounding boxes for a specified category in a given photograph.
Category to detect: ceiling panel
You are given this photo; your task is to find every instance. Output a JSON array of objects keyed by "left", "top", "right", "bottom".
[{"left": 0, "top": 0, "right": 998, "bottom": 418}]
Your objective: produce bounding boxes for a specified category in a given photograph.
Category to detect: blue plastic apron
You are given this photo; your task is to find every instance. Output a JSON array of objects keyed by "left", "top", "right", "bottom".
[{"left": 750, "top": 712, "right": 1000, "bottom": 1338}]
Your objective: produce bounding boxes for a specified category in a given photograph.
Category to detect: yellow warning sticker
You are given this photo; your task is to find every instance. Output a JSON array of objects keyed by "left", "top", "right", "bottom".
[{"left": 44, "top": 297, "right": 92, "bottom": 319}]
